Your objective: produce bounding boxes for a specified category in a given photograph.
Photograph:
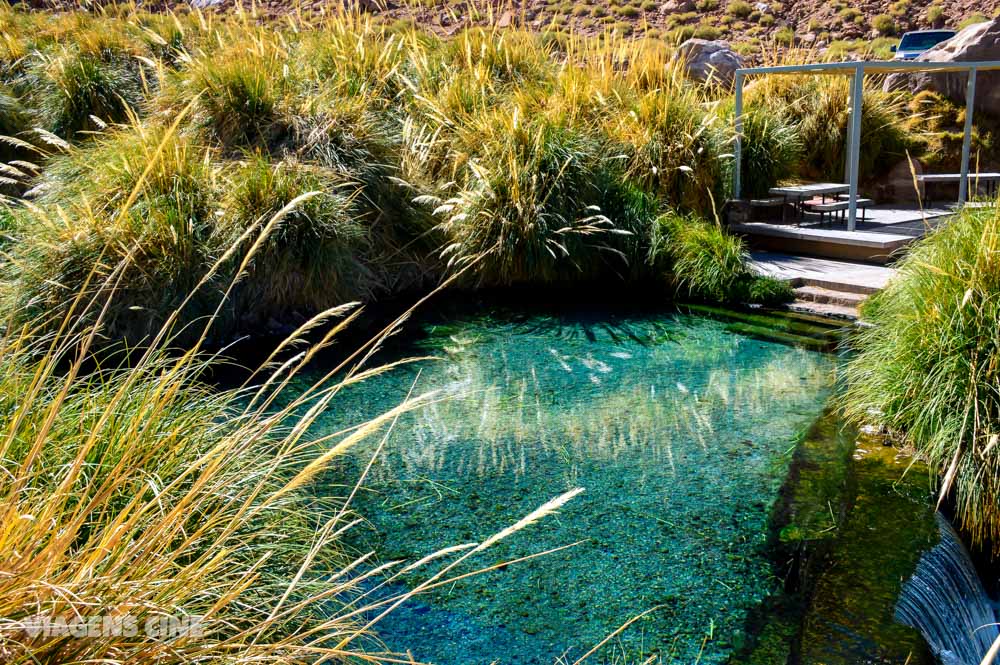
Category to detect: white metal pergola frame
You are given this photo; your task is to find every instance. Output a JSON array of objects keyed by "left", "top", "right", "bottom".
[{"left": 732, "top": 60, "right": 1000, "bottom": 231}]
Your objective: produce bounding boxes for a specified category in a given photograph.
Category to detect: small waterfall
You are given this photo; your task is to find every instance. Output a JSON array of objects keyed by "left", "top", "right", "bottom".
[{"left": 896, "top": 513, "right": 999, "bottom": 665}]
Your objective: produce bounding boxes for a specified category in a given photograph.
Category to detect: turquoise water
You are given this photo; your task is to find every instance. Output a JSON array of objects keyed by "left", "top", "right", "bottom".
[{"left": 304, "top": 305, "right": 837, "bottom": 664}]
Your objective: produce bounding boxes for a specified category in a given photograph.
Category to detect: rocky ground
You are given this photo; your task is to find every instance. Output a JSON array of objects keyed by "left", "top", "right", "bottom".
[
  {"left": 87, "top": 0, "right": 1000, "bottom": 54},
  {"left": 19, "top": 0, "right": 1000, "bottom": 57}
]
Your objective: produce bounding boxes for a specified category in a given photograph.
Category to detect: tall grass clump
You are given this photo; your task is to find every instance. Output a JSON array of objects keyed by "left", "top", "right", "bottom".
[
  {"left": 1, "top": 122, "right": 220, "bottom": 343},
  {"left": 844, "top": 206, "right": 1000, "bottom": 549},
  {"left": 219, "top": 155, "right": 374, "bottom": 323},
  {"left": 432, "top": 109, "right": 636, "bottom": 286},
  {"left": 27, "top": 45, "right": 148, "bottom": 139},
  {"left": 0, "top": 220, "right": 584, "bottom": 664},
  {"left": 0, "top": 107, "right": 586, "bottom": 657},
  {"left": 174, "top": 37, "right": 294, "bottom": 148},
  {"left": 650, "top": 211, "right": 793, "bottom": 304},
  {"left": 737, "top": 105, "right": 803, "bottom": 198},
  {"left": 607, "top": 85, "right": 728, "bottom": 213},
  {"left": 0, "top": 5, "right": 788, "bottom": 340},
  {"left": 745, "top": 73, "right": 926, "bottom": 183}
]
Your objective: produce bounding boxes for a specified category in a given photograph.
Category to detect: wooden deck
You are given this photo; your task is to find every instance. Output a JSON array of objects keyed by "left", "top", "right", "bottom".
[{"left": 731, "top": 205, "right": 954, "bottom": 264}]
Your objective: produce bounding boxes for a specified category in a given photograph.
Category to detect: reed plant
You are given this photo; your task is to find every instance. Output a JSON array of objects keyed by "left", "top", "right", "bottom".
[{"left": 845, "top": 205, "right": 1000, "bottom": 550}]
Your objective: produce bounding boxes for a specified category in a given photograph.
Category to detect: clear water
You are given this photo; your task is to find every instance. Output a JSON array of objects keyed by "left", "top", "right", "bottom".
[{"left": 303, "top": 305, "right": 837, "bottom": 664}]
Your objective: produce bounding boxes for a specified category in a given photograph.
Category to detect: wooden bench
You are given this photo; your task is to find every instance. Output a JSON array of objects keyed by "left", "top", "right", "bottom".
[
  {"left": 807, "top": 198, "right": 873, "bottom": 223},
  {"left": 916, "top": 173, "right": 1000, "bottom": 206}
]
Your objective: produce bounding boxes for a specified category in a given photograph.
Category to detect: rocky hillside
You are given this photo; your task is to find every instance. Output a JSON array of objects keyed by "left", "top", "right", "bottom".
[
  {"left": 21, "top": 0, "right": 1000, "bottom": 56},
  {"left": 161, "top": 0, "right": 1000, "bottom": 52}
]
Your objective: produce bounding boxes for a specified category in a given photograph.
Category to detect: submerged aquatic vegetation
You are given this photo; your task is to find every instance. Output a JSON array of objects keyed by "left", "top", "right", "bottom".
[{"left": 845, "top": 205, "right": 1000, "bottom": 550}]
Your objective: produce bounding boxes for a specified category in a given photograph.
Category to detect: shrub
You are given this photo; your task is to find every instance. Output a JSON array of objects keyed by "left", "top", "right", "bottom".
[
  {"left": 927, "top": 4, "right": 946, "bottom": 26},
  {"left": 845, "top": 207, "right": 1000, "bottom": 550},
  {"left": 744, "top": 273, "right": 795, "bottom": 305},
  {"left": 872, "top": 14, "right": 897, "bottom": 35},
  {"left": 693, "top": 22, "right": 722, "bottom": 39},
  {"left": 959, "top": 12, "right": 988, "bottom": 28},
  {"left": 666, "top": 10, "right": 698, "bottom": 25},
  {"left": 613, "top": 4, "right": 642, "bottom": 17},
  {"left": 889, "top": 0, "right": 910, "bottom": 18},
  {"left": 838, "top": 7, "right": 862, "bottom": 23},
  {"left": 773, "top": 25, "right": 795, "bottom": 45},
  {"left": 726, "top": 0, "right": 753, "bottom": 18},
  {"left": 668, "top": 25, "right": 697, "bottom": 42}
]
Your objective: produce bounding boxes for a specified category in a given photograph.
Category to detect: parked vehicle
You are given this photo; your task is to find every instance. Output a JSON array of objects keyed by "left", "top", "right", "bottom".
[{"left": 891, "top": 29, "right": 957, "bottom": 60}]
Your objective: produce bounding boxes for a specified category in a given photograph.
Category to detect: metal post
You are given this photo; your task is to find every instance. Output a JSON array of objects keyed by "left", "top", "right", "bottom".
[
  {"left": 844, "top": 82, "right": 853, "bottom": 184},
  {"left": 959, "top": 67, "right": 977, "bottom": 206},
  {"left": 733, "top": 71, "right": 744, "bottom": 200},
  {"left": 847, "top": 63, "right": 864, "bottom": 232}
]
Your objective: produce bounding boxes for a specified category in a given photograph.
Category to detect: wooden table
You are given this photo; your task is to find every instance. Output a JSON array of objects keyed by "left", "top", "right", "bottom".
[{"left": 769, "top": 183, "right": 851, "bottom": 223}]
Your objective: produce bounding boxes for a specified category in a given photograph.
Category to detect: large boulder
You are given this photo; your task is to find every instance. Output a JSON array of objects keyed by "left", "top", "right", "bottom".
[
  {"left": 884, "top": 20, "right": 1000, "bottom": 115},
  {"left": 676, "top": 39, "right": 744, "bottom": 89}
]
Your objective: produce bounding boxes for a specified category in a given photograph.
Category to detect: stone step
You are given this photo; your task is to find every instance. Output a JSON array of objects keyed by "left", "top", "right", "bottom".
[
  {"left": 722, "top": 321, "right": 835, "bottom": 352},
  {"left": 768, "top": 308, "right": 854, "bottom": 330},
  {"left": 797, "top": 276, "right": 880, "bottom": 296},
  {"left": 786, "top": 299, "right": 860, "bottom": 321},
  {"left": 683, "top": 303, "right": 845, "bottom": 339},
  {"left": 794, "top": 285, "right": 868, "bottom": 308}
]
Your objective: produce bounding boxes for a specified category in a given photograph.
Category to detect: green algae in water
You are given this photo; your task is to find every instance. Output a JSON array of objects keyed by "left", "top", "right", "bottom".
[{"left": 304, "top": 308, "right": 838, "bottom": 664}]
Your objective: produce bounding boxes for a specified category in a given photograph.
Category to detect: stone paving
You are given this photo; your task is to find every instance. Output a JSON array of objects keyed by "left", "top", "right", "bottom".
[{"left": 749, "top": 251, "right": 897, "bottom": 293}]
